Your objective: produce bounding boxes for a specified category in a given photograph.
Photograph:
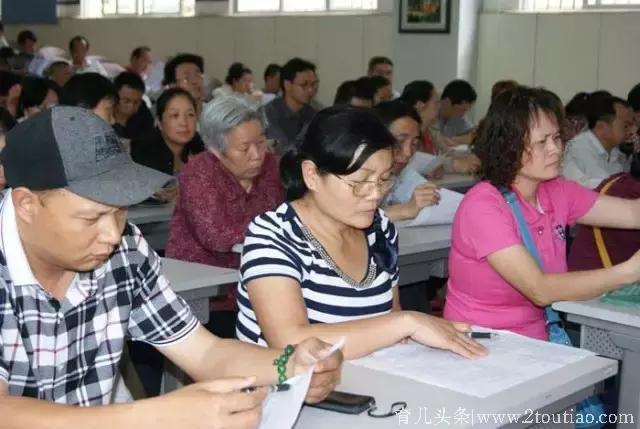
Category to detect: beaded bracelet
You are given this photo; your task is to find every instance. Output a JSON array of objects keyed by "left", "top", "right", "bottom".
[{"left": 274, "top": 344, "right": 295, "bottom": 384}]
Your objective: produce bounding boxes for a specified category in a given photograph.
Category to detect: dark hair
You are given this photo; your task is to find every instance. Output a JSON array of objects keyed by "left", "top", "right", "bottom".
[
  {"left": 59, "top": 73, "right": 116, "bottom": 109},
  {"left": 280, "top": 57, "right": 316, "bottom": 92},
  {"left": 280, "top": 106, "right": 395, "bottom": 201},
  {"left": 473, "top": 86, "right": 564, "bottom": 188},
  {"left": 441, "top": 79, "right": 477, "bottom": 105},
  {"left": 628, "top": 84, "right": 640, "bottom": 113},
  {"left": 333, "top": 78, "right": 375, "bottom": 105},
  {"left": 68, "top": 35, "right": 89, "bottom": 52},
  {"left": 368, "top": 56, "right": 393, "bottom": 74},
  {"left": 400, "top": 80, "right": 435, "bottom": 107},
  {"left": 0, "top": 71, "right": 21, "bottom": 96},
  {"left": 0, "top": 22, "right": 4, "bottom": 33},
  {"left": 0, "top": 47, "right": 15, "bottom": 69},
  {"left": 17, "top": 77, "right": 50, "bottom": 117},
  {"left": 374, "top": 100, "right": 421, "bottom": 128},
  {"left": 225, "top": 62, "right": 252, "bottom": 85},
  {"left": 263, "top": 63, "right": 281, "bottom": 80},
  {"left": 156, "top": 87, "right": 197, "bottom": 119},
  {"left": 17, "top": 30, "right": 37, "bottom": 46},
  {"left": 163, "top": 53, "right": 204, "bottom": 85},
  {"left": 44, "top": 60, "right": 70, "bottom": 78},
  {"left": 491, "top": 80, "right": 518, "bottom": 102},
  {"left": 631, "top": 153, "right": 640, "bottom": 179},
  {"left": 131, "top": 46, "right": 150, "bottom": 60},
  {"left": 0, "top": 106, "right": 16, "bottom": 132},
  {"left": 565, "top": 90, "right": 611, "bottom": 118},
  {"left": 114, "top": 71, "right": 145, "bottom": 93},
  {"left": 586, "top": 95, "right": 628, "bottom": 130},
  {"left": 369, "top": 75, "right": 391, "bottom": 91}
]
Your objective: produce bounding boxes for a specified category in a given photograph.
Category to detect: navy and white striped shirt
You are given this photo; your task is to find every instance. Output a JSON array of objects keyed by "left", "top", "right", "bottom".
[{"left": 236, "top": 202, "right": 399, "bottom": 346}]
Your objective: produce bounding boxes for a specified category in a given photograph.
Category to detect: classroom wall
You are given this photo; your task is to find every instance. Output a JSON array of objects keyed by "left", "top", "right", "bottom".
[
  {"left": 4, "top": 12, "right": 394, "bottom": 106},
  {"left": 475, "top": 10, "right": 640, "bottom": 117}
]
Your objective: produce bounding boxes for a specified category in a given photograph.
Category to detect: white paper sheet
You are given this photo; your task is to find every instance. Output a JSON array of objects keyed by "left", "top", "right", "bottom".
[
  {"left": 406, "top": 152, "right": 446, "bottom": 176},
  {"left": 395, "top": 187, "right": 464, "bottom": 227},
  {"left": 350, "top": 329, "right": 594, "bottom": 398},
  {"left": 259, "top": 338, "right": 345, "bottom": 429}
]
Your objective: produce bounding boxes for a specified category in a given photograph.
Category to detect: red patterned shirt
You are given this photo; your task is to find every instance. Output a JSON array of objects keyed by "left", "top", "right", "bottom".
[{"left": 166, "top": 151, "right": 284, "bottom": 308}]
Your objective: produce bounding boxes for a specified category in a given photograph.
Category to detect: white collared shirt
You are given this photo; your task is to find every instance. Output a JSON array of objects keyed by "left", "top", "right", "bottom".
[{"left": 562, "top": 130, "right": 630, "bottom": 188}]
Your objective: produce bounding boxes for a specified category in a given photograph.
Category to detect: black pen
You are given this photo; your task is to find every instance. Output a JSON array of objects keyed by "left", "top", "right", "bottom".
[
  {"left": 467, "top": 331, "right": 498, "bottom": 339},
  {"left": 241, "top": 383, "right": 291, "bottom": 393}
]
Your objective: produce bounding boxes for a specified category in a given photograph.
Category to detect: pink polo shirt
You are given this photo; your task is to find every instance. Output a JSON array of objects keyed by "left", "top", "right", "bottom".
[{"left": 443, "top": 178, "right": 598, "bottom": 340}]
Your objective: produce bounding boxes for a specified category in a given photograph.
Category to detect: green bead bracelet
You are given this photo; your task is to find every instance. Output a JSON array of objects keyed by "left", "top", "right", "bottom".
[{"left": 274, "top": 344, "right": 295, "bottom": 384}]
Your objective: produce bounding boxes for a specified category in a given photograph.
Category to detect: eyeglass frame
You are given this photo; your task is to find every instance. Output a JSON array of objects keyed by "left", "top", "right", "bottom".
[{"left": 332, "top": 173, "right": 397, "bottom": 197}]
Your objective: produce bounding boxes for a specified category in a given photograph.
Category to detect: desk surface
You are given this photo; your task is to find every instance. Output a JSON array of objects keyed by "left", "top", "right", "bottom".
[
  {"left": 297, "top": 356, "right": 617, "bottom": 429},
  {"left": 162, "top": 257, "right": 237, "bottom": 293},
  {"left": 398, "top": 224, "right": 451, "bottom": 256},
  {"left": 128, "top": 203, "right": 174, "bottom": 225},
  {"left": 553, "top": 299, "right": 640, "bottom": 329},
  {"left": 434, "top": 173, "right": 478, "bottom": 190}
]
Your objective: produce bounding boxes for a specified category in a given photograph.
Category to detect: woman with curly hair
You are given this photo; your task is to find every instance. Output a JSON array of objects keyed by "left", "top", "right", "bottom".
[{"left": 444, "top": 86, "right": 640, "bottom": 340}]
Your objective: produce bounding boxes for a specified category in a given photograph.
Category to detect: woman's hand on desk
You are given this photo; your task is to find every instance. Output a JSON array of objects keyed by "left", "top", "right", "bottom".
[
  {"left": 452, "top": 156, "right": 480, "bottom": 174},
  {"left": 289, "top": 337, "right": 343, "bottom": 404},
  {"left": 152, "top": 376, "right": 267, "bottom": 429},
  {"left": 405, "top": 313, "right": 488, "bottom": 359},
  {"left": 408, "top": 183, "right": 441, "bottom": 217}
]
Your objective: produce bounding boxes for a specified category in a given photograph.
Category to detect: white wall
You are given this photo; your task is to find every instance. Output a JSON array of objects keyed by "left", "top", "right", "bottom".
[
  {"left": 475, "top": 11, "right": 640, "bottom": 116},
  {"left": 5, "top": 12, "right": 393, "bottom": 106}
]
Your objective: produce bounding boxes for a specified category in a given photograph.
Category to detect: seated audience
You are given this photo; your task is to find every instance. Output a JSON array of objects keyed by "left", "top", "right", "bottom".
[
  {"left": 0, "top": 72, "right": 23, "bottom": 119},
  {"left": 400, "top": 80, "right": 480, "bottom": 174},
  {"left": 68, "top": 35, "right": 108, "bottom": 77},
  {"left": 627, "top": 83, "right": 640, "bottom": 153},
  {"left": 213, "top": 62, "right": 260, "bottom": 104},
  {"left": 569, "top": 153, "right": 640, "bottom": 271},
  {"left": 367, "top": 55, "right": 398, "bottom": 98},
  {"left": 166, "top": 96, "right": 284, "bottom": 338},
  {"left": 374, "top": 100, "right": 440, "bottom": 222},
  {"left": 563, "top": 95, "right": 634, "bottom": 188},
  {"left": 127, "top": 46, "right": 152, "bottom": 79},
  {"left": 130, "top": 88, "right": 204, "bottom": 202},
  {"left": 59, "top": 72, "right": 117, "bottom": 124},
  {"left": 44, "top": 60, "right": 72, "bottom": 87},
  {"left": 0, "top": 106, "right": 341, "bottom": 425},
  {"left": 163, "top": 53, "right": 205, "bottom": 111},
  {"left": 264, "top": 57, "right": 317, "bottom": 155},
  {"left": 262, "top": 63, "right": 281, "bottom": 104},
  {"left": 236, "top": 105, "right": 487, "bottom": 360},
  {"left": 444, "top": 86, "right": 640, "bottom": 340},
  {"left": 438, "top": 79, "right": 477, "bottom": 138},
  {"left": 16, "top": 76, "right": 58, "bottom": 120},
  {"left": 113, "top": 71, "right": 154, "bottom": 140},
  {"left": 333, "top": 77, "right": 375, "bottom": 108},
  {"left": 370, "top": 75, "right": 393, "bottom": 105},
  {"left": 14, "top": 30, "right": 37, "bottom": 73}
]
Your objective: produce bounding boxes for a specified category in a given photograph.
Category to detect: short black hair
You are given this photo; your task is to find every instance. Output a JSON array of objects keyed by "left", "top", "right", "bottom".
[
  {"left": 0, "top": 47, "right": 15, "bottom": 69},
  {"left": 0, "top": 71, "right": 21, "bottom": 96},
  {"left": 0, "top": 106, "right": 15, "bottom": 133},
  {"left": 17, "top": 30, "right": 37, "bottom": 46},
  {"left": 368, "top": 56, "right": 393, "bottom": 74},
  {"left": 225, "top": 62, "right": 252, "bottom": 85},
  {"left": 114, "top": 71, "right": 145, "bottom": 93},
  {"left": 369, "top": 75, "right": 391, "bottom": 91},
  {"left": 59, "top": 73, "right": 117, "bottom": 109},
  {"left": 263, "top": 63, "right": 281, "bottom": 81},
  {"left": 17, "top": 77, "right": 50, "bottom": 117},
  {"left": 400, "top": 80, "right": 435, "bottom": 107},
  {"left": 628, "top": 83, "right": 640, "bottom": 113},
  {"left": 587, "top": 95, "right": 629, "bottom": 130},
  {"left": 280, "top": 106, "right": 395, "bottom": 201},
  {"left": 333, "top": 78, "right": 375, "bottom": 105},
  {"left": 441, "top": 79, "right": 477, "bottom": 105},
  {"left": 473, "top": 86, "right": 564, "bottom": 188},
  {"left": 69, "top": 35, "right": 89, "bottom": 52},
  {"left": 163, "top": 53, "right": 204, "bottom": 85},
  {"left": 156, "top": 87, "right": 196, "bottom": 119},
  {"left": 0, "top": 22, "right": 4, "bottom": 33},
  {"left": 280, "top": 57, "right": 316, "bottom": 93},
  {"left": 44, "top": 60, "right": 71, "bottom": 78},
  {"left": 131, "top": 46, "right": 151, "bottom": 60},
  {"left": 374, "top": 100, "right": 421, "bottom": 128},
  {"left": 565, "top": 90, "right": 611, "bottom": 118}
]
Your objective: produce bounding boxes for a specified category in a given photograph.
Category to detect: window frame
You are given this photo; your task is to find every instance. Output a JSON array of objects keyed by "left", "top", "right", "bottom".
[
  {"left": 520, "top": 0, "right": 640, "bottom": 12},
  {"left": 232, "top": 0, "right": 380, "bottom": 16},
  {"left": 97, "top": 0, "right": 192, "bottom": 17}
]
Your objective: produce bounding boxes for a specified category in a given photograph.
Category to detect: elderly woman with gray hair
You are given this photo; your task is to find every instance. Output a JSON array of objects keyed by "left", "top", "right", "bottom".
[{"left": 166, "top": 95, "right": 284, "bottom": 337}]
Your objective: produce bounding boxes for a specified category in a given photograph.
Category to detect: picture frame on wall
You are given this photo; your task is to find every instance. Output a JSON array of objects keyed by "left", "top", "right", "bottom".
[{"left": 399, "top": 0, "right": 451, "bottom": 34}]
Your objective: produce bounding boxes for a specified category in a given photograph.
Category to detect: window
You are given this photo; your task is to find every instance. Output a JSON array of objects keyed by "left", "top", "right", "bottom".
[
  {"left": 520, "top": 0, "right": 640, "bottom": 11},
  {"left": 234, "top": 0, "right": 378, "bottom": 14},
  {"left": 82, "top": 0, "right": 194, "bottom": 17}
]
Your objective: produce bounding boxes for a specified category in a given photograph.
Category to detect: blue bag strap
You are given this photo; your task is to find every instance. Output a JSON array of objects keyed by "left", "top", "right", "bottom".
[{"left": 500, "top": 189, "right": 563, "bottom": 326}]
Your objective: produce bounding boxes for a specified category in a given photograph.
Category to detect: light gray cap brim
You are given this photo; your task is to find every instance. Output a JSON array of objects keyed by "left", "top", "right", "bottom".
[{"left": 66, "top": 162, "right": 173, "bottom": 207}]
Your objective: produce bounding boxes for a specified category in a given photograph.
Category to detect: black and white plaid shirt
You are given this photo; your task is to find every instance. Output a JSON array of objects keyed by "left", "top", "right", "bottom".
[{"left": 0, "top": 191, "right": 199, "bottom": 405}]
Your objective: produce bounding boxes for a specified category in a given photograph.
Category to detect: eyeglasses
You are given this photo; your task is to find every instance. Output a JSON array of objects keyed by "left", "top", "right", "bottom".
[{"left": 333, "top": 174, "right": 396, "bottom": 197}]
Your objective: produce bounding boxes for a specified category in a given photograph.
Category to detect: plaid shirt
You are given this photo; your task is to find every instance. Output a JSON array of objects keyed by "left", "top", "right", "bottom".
[{"left": 0, "top": 191, "right": 198, "bottom": 405}]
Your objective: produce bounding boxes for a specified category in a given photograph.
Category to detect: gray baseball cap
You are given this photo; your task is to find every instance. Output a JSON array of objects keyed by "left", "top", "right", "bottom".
[{"left": 1, "top": 106, "right": 172, "bottom": 206}]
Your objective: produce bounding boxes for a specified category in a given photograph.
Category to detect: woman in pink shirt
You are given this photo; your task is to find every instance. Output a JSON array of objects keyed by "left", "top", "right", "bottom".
[{"left": 444, "top": 86, "right": 640, "bottom": 340}]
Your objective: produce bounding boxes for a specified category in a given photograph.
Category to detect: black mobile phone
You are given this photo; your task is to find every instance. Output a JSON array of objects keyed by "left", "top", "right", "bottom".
[{"left": 307, "top": 390, "right": 375, "bottom": 415}]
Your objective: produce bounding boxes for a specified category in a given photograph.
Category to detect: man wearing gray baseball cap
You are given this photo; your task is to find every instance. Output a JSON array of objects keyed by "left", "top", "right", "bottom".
[{"left": 0, "top": 106, "right": 341, "bottom": 429}]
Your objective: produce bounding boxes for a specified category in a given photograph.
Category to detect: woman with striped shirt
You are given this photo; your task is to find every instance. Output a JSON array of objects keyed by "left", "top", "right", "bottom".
[{"left": 236, "top": 106, "right": 486, "bottom": 360}]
